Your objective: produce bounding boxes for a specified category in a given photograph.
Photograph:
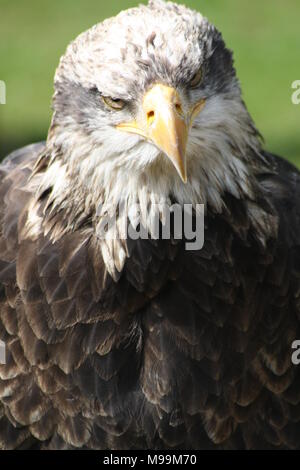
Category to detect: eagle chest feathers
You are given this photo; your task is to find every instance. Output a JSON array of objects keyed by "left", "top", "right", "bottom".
[
  {"left": 1, "top": 0, "right": 300, "bottom": 451},
  {"left": 1, "top": 146, "right": 300, "bottom": 451}
]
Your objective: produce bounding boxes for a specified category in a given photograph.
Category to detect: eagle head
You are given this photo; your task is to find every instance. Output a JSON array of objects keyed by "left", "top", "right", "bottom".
[{"left": 41, "top": 0, "right": 263, "bottom": 219}]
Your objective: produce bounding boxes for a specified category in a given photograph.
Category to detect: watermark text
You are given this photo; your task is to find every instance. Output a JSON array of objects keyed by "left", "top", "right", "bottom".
[
  {"left": 0, "top": 340, "right": 6, "bottom": 364},
  {"left": 291, "top": 80, "right": 300, "bottom": 105},
  {"left": 0, "top": 80, "right": 6, "bottom": 104}
]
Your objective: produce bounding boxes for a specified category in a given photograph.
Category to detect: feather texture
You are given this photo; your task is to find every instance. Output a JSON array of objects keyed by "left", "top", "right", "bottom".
[{"left": 0, "top": 142, "right": 300, "bottom": 449}]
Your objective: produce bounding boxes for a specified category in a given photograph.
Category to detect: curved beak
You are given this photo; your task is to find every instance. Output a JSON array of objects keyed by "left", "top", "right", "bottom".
[{"left": 117, "top": 84, "right": 205, "bottom": 183}]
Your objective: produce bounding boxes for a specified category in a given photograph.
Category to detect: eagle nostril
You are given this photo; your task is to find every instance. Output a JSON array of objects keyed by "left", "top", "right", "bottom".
[
  {"left": 175, "top": 103, "right": 183, "bottom": 116},
  {"left": 147, "top": 110, "right": 155, "bottom": 125}
]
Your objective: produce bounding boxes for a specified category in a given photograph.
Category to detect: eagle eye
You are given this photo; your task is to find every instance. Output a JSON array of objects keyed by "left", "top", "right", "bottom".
[
  {"left": 102, "top": 95, "right": 125, "bottom": 110},
  {"left": 190, "top": 69, "right": 203, "bottom": 88}
]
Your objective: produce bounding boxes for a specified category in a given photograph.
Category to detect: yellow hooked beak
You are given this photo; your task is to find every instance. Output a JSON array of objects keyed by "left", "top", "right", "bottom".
[{"left": 116, "top": 84, "right": 206, "bottom": 183}]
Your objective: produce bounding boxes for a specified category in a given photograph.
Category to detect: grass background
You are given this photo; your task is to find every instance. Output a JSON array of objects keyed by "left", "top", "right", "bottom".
[{"left": 0, "top": 0, "right": 299, "bottom": 165}]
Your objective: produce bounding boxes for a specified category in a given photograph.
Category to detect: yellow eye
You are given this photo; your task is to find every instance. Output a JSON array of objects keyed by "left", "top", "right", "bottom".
[
  {"left": 190, "top": 69, "right": 203, "bottom": 88},
  {"left": 102, "top": 96, "right": 125, "bottom": 110}
]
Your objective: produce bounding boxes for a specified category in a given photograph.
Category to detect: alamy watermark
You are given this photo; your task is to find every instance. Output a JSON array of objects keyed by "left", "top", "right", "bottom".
[
  {"left": 0, "top": 340, "right": 6, "bottom": 364},
  {"left": 95, "top": 202, "right": 205, "bottom": 251},
  {"left": 0, "top": 80, "right": 6, "bottom": 104},
  {"left": 291, "top": 340, "right": 300, "bottom": 365},
  {"left": 291, "top": 80, "right": 300, "bottom": 105}
]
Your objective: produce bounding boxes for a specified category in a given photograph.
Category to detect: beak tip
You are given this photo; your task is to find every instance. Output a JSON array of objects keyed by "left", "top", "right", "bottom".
[
  {"left": 180, "top": 173, "right": 188, "bottom": 184},
  {"left": 177, "top": 163, "right": 187, "bottom": 184}
]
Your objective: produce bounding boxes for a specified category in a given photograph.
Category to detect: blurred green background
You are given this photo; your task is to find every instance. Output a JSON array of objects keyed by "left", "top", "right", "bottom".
[{"left": 0, "top": 0, "right": 299, "bottom": 164}]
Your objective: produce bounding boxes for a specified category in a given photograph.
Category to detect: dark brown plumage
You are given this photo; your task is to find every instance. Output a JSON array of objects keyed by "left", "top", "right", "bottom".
[
  {"left": 1, "top": 0, "right": 300, "bottom": 450},
  {"left": 1, "top": 143, "right": 300, "bottom": 449}
]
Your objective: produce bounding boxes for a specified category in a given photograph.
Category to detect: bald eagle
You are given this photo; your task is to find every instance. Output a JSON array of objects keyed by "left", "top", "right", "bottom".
[{"left": 0, "top": 0, "right": 300, "bottom": 450}]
